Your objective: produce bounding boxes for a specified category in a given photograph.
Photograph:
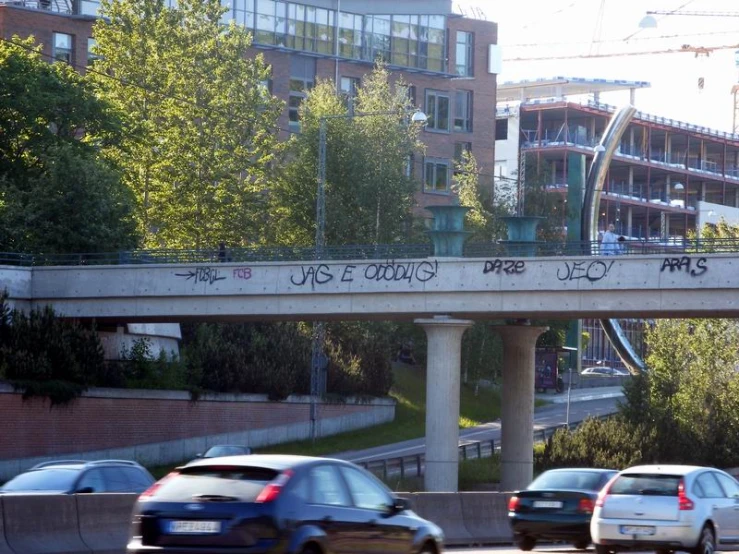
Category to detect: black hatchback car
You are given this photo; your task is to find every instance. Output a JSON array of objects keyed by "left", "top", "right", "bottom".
[
  {"left": 0, "top": 459, "right": 155, "bottom": 494},
  {"left": 508, "top": 468, "right": 617, "bottom": 551},
  {"left": 127, "top": 454, "right": 443, "bottom": 554}
]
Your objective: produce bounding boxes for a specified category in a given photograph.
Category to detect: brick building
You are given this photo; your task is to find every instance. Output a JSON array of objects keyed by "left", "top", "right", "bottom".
[{"left": 1, "top": 0, "right": 500, "bottom": 210}]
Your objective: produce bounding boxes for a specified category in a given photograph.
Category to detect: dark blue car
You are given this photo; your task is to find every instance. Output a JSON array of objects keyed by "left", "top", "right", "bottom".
[
  {"left": 508, "top": 468, "right": 617, "bottom": 551},
  {"left": 127, "top": 454, "right": 443, "bottom": 554}
]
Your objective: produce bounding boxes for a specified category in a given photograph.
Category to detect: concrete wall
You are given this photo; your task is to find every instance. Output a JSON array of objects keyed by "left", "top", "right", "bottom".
[{"left": 0, "top": 384, "right": 395, "bottom": 482}]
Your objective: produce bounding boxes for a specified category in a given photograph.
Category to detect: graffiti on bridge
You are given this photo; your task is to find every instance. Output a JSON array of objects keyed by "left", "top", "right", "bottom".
[
  {"left": 660, "top": 256, "right": 707, "bottom": 277},
  {"left": 290, "top": 260, "right": 439, "bottom": 289}
]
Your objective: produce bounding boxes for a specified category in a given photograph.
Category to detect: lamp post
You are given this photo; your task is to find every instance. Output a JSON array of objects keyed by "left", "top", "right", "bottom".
[{"left": 309, "top": 107, "right": 427, "bottom": 441}]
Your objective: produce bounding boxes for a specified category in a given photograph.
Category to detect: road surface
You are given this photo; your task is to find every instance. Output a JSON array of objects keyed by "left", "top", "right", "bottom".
[
  {"left": 332, "top": 396, "right": 621, "bottom": 463},
  {"left": 448, "top": 546, "right": 739, "bottom": 554}
]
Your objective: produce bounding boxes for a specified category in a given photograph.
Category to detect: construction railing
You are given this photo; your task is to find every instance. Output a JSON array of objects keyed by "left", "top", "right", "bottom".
[{"left": 3, "top": 238, "right": 739, "bottom": 267}]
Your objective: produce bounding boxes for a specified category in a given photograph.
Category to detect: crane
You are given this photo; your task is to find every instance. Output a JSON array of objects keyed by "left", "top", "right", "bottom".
[{"left": 644, "top": 10, "right": 739, "bottom": 17}]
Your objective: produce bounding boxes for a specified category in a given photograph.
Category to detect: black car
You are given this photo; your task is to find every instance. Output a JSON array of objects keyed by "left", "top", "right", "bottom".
[
  {"left": 508, "top": 468, "right": 617, "bottom": 551},
  {"left": 127, "top": 454, "right": 443, "bottom": 554},
  {"left": 0, "top": 459, "right": 155, "bottom": 494}
]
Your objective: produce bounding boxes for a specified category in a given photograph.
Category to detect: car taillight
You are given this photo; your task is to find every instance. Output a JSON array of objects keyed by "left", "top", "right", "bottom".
[
  {"left": 595, "top": 475, "right": 618, "bottom": 508},
  {"left": 507, "top": 496, "right": 521, "bottom": 512},
  {"left": 139, "top": 471, "right": 178, "bottom": 500},
  {"left": 256, "top": 470, "right": 293, "bottom": 503},
  {"left": 678, "top": 479, "right": 694, "bottom": 510},
  {"left": 578, "top": 498, "right": 595, "bottom": 514}
]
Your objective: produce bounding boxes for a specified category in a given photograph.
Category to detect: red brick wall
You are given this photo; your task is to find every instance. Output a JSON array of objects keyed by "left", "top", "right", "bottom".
[
  {"left": 0, "top": 389, "right": 382, "bottom": 459},
  {"left": 0, "top": 6, "right": 94, "bottom": 69}
]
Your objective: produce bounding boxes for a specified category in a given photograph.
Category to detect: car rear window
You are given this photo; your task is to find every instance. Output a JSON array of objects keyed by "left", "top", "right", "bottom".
[
  {"left": 1, "top": 468, "right": 79, "bottom": 492},
  {"left": 151, "top": 466, "right": 279, "bottom": 501},
  {"left": 528, "top": 470, "right": 607, "bottom": 491},
  {"left": 610, "top": 473, "right": 681, "bottom": 496}
]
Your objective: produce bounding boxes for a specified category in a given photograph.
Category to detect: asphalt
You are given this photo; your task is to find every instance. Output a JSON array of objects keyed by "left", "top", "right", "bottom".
[{"left": 331, "top": 386, "right": 624, "bottom": 463}]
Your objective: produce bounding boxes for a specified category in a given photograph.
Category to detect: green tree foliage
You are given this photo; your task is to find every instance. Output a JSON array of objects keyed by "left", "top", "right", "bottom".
[
  {"left": 269, "top": 64, "right": 423, "bottom": 246},
  {"left": 541, "top": 318, "right": 739, "bottom": 470},
  {"left": 521, "top": 158, "right": 565, "bottom": 242},
  {"left": 0, "top": 37, "right": 138, "bottom": 253},
  {"left": 0, "top": 292, "right": 107, "bottom": 405},
  {"left": 91, "top": 0, "right": 283, "bottom": 248}
]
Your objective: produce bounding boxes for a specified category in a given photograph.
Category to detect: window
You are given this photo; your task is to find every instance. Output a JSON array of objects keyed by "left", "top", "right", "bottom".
[
  {"left": 338, "top": 11, "right": 363, "bottom": 59},
  {"left": 454, "top": 90, "right": 472, "bottom": 132},
  {"left": 287, "top": 3, "right": 334, "bottom": 54},
  {"left": 101, "top": 467, "right": 130, "bottom": 492},
  {"left": 454, "top": 142, "right": 472, "bottom": 163},
  {"left": 400, "top": 84, "right": 417, "bottom": 106},
  {"left": 254, "top": 0, "right": 287, "bottom": 46},
  {"left": 234, "top": 0, "right": 256, "bottom": 28},
  {"left": 365, "top": 15, "right": 391, "bottom": 63},
  {"left": 79, "top": 0, "right": 100, "bottom": 16},
  {"left": 424, "top": 158, "right": 450, "bottom": 193},
  {"left": 425, "top": 90, "right": 450, "bottom": 132},
  {"left": 52, "top": 32, "right": 73, "bottom": 64},
  {"left": 288, "top": 55, "right": 316, "bottom": 131},
  {"left": 76, "top": 469, "right": 107, "bottom": 493},
  {"left": 340, "top": 76, "right": 360, "bottom": 112},
  {"left": 339, "top": 466, "right": 392, "bottom": 511},
  {"left": 310, "top": 465, "right": 351, "bottom": 506},
  {"left": 714, "top": 472, "right": 739, "bottom": 498},
  {"left": 120, "top": 467, "right": 154, "bottom": 492},
  {"left": 495, "top": 119, "right": 509, "bottom": 141},
  {"left": 86, "top": 38, "right": 100, "bottom": 67},
  {"left": 695, "top": 473, "right": 725, "bottom": 498},
  {"left": 455, "top": 31, "right": 473, "bottom": 76}
]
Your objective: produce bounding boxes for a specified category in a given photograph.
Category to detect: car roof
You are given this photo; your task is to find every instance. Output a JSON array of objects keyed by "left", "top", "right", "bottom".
[
  {"left": 619, "top": 464, "right": 707, "bottom": 475},
  {"left": 543, "top": 467, "right": 617, "bottom": 473},
  {"left": 31, "top": 459, "right": 145, "bottom": 471},
  {"left": 184, "top": 454, "right": 344, "bottom": 471},
  {"left": 206, "top": 445, "right": 248, "bottom": 449}
]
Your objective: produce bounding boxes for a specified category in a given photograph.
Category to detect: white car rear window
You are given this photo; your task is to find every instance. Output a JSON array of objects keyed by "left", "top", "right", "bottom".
[{"left": 610, "top": 474, "right": 680, "bottom": 496}]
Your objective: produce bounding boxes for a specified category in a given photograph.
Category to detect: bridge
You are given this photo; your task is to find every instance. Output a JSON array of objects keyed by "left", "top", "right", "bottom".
[{"left": 2, "top": 239, "right": 738, "bottom": 495}]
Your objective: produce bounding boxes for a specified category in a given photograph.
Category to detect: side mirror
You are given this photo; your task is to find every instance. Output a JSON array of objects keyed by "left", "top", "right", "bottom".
[
  {"left": 195, "top": 453, "right": 203, "bottom": 458},
  {"left": 389, "top": 497, "right": 410, "bottom": 514},
  {"left": 75, "top": 486, "right": 94, "bottom": 494}
]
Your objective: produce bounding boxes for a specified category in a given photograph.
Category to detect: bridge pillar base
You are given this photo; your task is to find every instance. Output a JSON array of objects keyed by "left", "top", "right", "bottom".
[
  {"left": 494, "top": 323, "right": 548, "bottom": 492},
  {"left": 415, "top": 315, "right": 473, "bottom": 492}
]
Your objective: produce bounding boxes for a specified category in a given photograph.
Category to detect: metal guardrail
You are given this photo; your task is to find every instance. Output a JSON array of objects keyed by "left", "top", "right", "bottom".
[
  {"left": 359, "top": 413, "right": 614, "bottom": 481},
  {"left": 2, "top": 238, "right": 739, "bottom": 267}
]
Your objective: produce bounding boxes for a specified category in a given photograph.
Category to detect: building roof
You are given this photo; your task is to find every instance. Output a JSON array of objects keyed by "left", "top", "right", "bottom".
[{"left": 497, "top": 77, "right": 651, "bottom": 102}]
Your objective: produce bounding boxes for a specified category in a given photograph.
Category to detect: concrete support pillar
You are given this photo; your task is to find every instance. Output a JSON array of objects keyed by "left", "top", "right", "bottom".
[
  {"left": 494, "top": 323, "right": 548, "bottom": 492},
  {"left": 416, "top": 315, "right": 473, "bottom": 492}
]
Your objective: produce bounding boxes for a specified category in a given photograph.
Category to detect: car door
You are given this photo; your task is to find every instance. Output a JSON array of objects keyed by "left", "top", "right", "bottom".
[
  {"left": 101, "top": 466, "right": 131, "bottom": 492},
  {"left": 695, "top": 472, "right": 732, "bottom": 544},
  {"left": 307, "top": 464, "right": 364, "bottom": 554},
  {"left": 338, "top": 465, "right": 414, "bottom": 554},
  {"left": 713, "top": 472, "right": 739, "bottom": 544}
]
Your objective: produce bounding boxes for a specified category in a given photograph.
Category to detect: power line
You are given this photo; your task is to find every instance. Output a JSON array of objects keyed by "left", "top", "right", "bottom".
[
  {"left": 504, "top": 42, "right": 739, "bottom": 62},
  {"left": 504, "top": 29, "right": 739, "bottom": 48}
]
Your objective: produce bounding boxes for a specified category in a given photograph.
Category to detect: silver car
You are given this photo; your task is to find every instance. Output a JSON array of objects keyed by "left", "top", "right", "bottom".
[{"left": 591, "top": 464, "right": 739, "bottom": 554}]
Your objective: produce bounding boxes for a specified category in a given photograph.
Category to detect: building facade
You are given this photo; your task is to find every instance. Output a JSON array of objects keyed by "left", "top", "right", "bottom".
[{"left": 0, "top": 0, "right": 500, "bottom": 210}]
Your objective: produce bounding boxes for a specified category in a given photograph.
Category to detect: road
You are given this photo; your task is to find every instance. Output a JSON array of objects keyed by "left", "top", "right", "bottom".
[
  {"left": 332, "top": 396, "right": 621, "bottom": 463},
  {"left": 448, "top": 546, "right": 739, "bottom": 554}
]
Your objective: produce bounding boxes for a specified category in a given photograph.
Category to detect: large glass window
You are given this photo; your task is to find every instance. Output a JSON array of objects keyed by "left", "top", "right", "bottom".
[
  {"left": 364, "top": 15, "right": 391, "bottom": 63},
  {"left": 425, "top": 90, "right": 450, "bottom": 132},
  {"left": 495, "top": 119, "right": 509, "bottom": 140},
  {"left": 454, "top": 90, "right": 472, "bottom": 132},
  {"left": 286, "top": 3, "right": 334, "bottom": 54},
  {"left": 424, "top": 158, "right": 450, "bottom": 193},
  {"left": 338, "top": 12, "right": 363, "bottom": 59},
  {"left": 52, "top": 33, "right": 73, "bottom": 64},
  {"left": 455, "top": 31, "right": 473, "bottom": 76},
  {"left": 234, "top": 0, "right": 256, "bottom": 28},
  {"left": 418, "top": 15, "right": 445, "bottom": 72},
  {"left": 288, "top": 55, "right": 315, "bottom": 131}
]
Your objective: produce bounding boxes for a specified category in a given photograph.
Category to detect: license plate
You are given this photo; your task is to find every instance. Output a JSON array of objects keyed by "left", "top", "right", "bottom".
[
  {"left": 169, "top": 520, "right": 221, "bottom": 534},
  {"left": 620, "top": 525, "right": 655, "bottom": 536},
  {"left": 533, "top": 500, "right": 563, "bottom": 509}
]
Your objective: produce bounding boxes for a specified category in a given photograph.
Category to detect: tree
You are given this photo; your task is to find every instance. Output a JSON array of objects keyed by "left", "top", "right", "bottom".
[
  {"left": 90, "top": 0, "right": 283, "bottom": 248},
  {"left": 268, "top": 64, "right": 423, "bottom": 246},
  {"left": 0, "top": 37, "right": 139, "bottom": 253}
]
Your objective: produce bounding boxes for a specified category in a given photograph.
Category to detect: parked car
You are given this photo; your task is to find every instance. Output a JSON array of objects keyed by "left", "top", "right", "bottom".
[
  {"left": 0, "top": 459, "right": 155, "bottom": 494},
  {"left": 192, "top": 445, "right": 253, "bottom": 461},
  {"left": 591, "top": 464, "right": 739, "bottom": 554},
  {"left": 581, "top": 367, "right": 630, "bottom": 377},
  {"left": 508, "top": 468, "right": 618, "bottom": 551},
  {"left": 127, "top": 454, "right": 443, "bottom": 554}
]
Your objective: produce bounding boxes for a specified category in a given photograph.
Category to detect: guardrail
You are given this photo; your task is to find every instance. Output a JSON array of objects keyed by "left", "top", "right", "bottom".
[
  {"left": 359, "top": 414, "right": 613, "bottom": 481},
  {"left": 2, "top": 238, "right": 739, "bottom": 266}
]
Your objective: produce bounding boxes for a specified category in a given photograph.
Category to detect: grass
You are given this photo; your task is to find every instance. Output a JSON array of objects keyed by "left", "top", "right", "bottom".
[
  {"left": 383, "top": 455, "right": 502, "bottom": 493},
  {"left": 148, "top": 365, "right": 546, "bottom": 479}
]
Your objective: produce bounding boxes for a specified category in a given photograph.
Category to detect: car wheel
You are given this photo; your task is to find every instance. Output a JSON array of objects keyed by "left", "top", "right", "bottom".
[
  {"left": 656, "top": 550, "right": 674, "bottom": 554},
  {"left": 691, "top": 526, "right": 715, "bottom": 554},
  {"left": 515, "top": 535, "right": 536, "bottom": 551},
  {"left": 419, "top": 541, "right": 436, "bottom": 554},
  {"left": 595, "top": 545, "right": 613, "bottom": 554},
  {"left": 573, "top": 539, "right": 589, "bottom": 550},
  {"left": 300, "top": 544, "right": 320, "bottom": 554}
]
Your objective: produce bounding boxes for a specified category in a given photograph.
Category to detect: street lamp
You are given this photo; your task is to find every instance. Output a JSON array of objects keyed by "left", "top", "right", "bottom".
[{"left": 309, "top": 107, "right": 427, "bottom": 440}]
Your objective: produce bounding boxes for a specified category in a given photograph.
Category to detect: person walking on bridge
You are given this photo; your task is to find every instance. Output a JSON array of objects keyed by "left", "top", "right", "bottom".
[{"left": 601, "top": 224, "right": 620, "bottom": 255}]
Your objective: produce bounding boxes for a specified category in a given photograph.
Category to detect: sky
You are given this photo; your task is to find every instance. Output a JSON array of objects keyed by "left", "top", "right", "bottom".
[{"left": 454, "top": 0, "right": 739, "bottom": 133}]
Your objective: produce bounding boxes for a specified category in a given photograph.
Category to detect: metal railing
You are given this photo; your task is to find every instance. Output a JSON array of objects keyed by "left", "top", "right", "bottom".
[
  {"left": 359, "top": 414, "right": 614, "bottom": 481},
  {"left": 4, "top": 238, "right": 739, "bottom": 267}
]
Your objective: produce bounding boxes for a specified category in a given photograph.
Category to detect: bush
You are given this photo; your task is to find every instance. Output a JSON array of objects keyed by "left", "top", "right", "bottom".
[{"left": 0, "top": 291, "right": 107, "bottom": 405}]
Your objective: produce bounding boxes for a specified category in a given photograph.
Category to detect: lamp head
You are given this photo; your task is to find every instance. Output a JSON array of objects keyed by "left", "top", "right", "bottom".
[
  {"left": 639, "top": 14, "right": 657, "bottom": 28},
  {"left": 411, "top": 109, "right": 428, "bottom": 124}
]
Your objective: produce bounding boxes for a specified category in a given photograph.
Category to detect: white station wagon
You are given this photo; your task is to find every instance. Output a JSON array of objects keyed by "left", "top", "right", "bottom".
[{"left": 591, "top": 464, "right": 739, "bottom": 554}]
